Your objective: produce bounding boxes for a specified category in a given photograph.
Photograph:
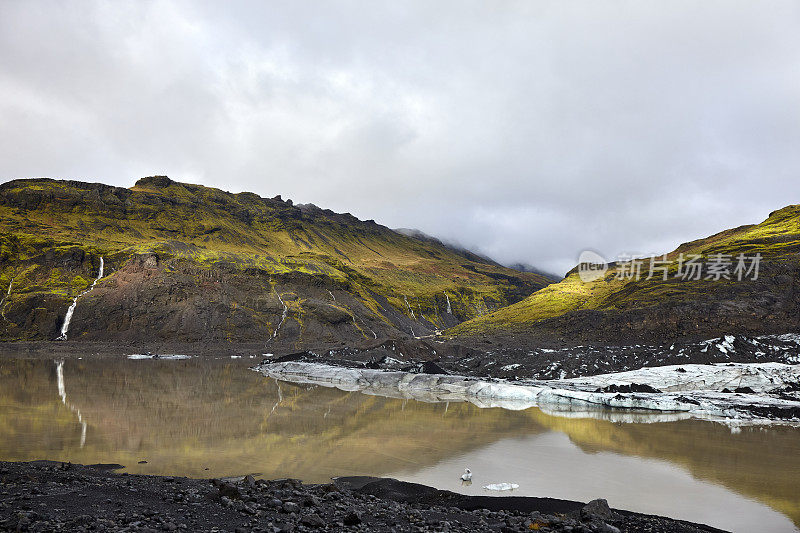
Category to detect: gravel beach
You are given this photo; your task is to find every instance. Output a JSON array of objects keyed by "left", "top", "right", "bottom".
[{"left": 0, "top": 461, "right": 726, "bottom": 533}]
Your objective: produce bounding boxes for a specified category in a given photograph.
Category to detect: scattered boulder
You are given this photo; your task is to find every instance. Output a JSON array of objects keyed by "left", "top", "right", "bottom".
[
  {"left": 273, "top": 521, "right": 295, "bottom": 532},
  {"left": 581, "top": 498, "right": 614, "bottom": 521},
  {"left": 300, "top": 513, "right": 325, "bottom": 527},
  {"left": 212, "top": 479, "right": 241, "bottom": 500},
  {"left": 342, "top": 511, "right": 362, "bottom": 526},
  {"left": 417, "top": 361, "right": 449, "bottom": 375},
  {"left": 282, "top": 501, "right": 300, "bottom": 514}
]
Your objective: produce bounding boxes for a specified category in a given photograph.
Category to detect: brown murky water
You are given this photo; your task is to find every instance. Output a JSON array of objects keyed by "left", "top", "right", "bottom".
[{"left": 1, "top": 356, "right": 798, "bottom": 532}]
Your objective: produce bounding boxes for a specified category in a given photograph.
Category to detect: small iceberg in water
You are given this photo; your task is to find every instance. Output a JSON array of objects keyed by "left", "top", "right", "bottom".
[
  {"left": 127, "top": 353, "right": 192, "bottom": 360},
  {"left": 483, "top": 482, "right": 519, "bottom": 491}
]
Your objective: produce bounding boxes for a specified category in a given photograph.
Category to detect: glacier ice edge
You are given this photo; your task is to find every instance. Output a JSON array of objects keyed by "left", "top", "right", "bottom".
[{"left": 253, "top": 361, "right": 800, "bottom": 424}]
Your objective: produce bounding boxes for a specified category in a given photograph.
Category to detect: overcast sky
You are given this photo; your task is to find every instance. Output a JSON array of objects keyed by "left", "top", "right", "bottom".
[{"left": 1, "top": 1, "right": 799, "bottom": 275}]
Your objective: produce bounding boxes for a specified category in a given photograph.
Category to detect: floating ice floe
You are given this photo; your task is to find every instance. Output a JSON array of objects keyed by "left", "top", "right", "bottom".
[
  {"left": 483, "top": 483, "right": 519, "bottom": 491},
  {"left": 253, "top": 361, "right": 800, "bottom": 424},
  {"left": 127, "top": 354, "right": 192, "bottom": 360}
]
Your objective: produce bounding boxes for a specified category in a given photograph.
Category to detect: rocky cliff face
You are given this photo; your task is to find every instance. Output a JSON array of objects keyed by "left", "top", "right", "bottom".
[{"left": 0, "top": 177, "right": 550, "bottom": 347}]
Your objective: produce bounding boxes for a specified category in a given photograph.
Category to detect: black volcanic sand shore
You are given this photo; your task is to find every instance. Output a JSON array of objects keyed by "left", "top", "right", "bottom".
[{"left": 0, "top": 461, "right": 725, "bottom": 533}]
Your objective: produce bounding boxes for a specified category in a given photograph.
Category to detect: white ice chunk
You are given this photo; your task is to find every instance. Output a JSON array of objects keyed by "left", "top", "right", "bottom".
[
  {"left": 483, "top": 483, "right": 519, "bottom": 491},
  {"left": 126, "top": 354, "right": 191, "bottom": 360}
]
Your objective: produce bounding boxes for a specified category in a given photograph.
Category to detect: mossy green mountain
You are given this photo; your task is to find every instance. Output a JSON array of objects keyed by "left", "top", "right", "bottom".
[
  {"left": 449, "top": 205, "right": 800, "bottom": 344},
  {"left": 0, "top": 176, "right": 550, "bottom": 346}
]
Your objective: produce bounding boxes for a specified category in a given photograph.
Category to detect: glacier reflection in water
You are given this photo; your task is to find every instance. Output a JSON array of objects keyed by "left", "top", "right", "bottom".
[{"left": 0, "top": 356, "right": 797, "bottom": 533}]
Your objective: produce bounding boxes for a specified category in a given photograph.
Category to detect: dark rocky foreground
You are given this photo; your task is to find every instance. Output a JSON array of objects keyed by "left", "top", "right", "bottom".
[{"left": 0, "top": 461, "right": 724, "bottom": 533}]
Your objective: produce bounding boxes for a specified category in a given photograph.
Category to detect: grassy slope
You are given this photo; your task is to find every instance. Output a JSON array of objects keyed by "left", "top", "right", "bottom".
[
  {"left": 449, "top": 205, "right": 800, "bottom": 336},
  {"left": 0, "top": 177, "right": 549, "bottom": 340}
]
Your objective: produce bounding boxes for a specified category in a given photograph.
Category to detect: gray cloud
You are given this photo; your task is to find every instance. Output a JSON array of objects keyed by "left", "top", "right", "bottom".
[{"left": 1, "top": 0, "right": 799, "bottom": 275}]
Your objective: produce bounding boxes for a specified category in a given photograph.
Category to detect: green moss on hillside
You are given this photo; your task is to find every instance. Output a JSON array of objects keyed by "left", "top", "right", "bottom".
[
  {"left": 449, "top": 205, "right": 800, "bottom": 336},
  {"left": 0, "top": 177, "right": 550, "bottom": 340}
]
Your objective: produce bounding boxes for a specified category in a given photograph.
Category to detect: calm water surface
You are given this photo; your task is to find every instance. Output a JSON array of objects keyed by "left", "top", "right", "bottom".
[{"left": 1, "top": 356, "right": 798, "bottom": 533}]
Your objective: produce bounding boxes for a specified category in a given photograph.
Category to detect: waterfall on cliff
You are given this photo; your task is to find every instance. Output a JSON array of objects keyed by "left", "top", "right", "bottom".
[
  {"left": 57, "top": 257, "right": 104, "bottom": 341},
  {"left": 271, "top": 289, "right": 288, "bottom": 340},
  {"left": 404, "top": 296, "right": 416, "bottom": 319},
  {"left": 0, "top": 277, "right": 13, "bottom": 319}
]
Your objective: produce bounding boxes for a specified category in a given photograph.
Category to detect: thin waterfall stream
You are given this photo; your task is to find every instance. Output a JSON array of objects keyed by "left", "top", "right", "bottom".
[{"left": 57, "top": 257, "right": 104, "bottom": 341}]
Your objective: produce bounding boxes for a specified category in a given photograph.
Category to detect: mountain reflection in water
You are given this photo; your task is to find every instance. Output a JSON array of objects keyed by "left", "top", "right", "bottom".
[{"left": 0, "top": 357, "right": 798, "bottom": 533}]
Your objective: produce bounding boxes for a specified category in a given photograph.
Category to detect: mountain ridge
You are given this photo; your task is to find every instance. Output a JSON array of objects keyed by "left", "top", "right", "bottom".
[
  {"left": 0, "top": 176, "right": 551, "bottom": 346},
  {"left": 449, "top": 204, "right": 800, "bottom": 346}
]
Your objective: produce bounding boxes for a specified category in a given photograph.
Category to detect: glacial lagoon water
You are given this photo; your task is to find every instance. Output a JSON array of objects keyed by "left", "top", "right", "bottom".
[{"left": 1, "top": 356, "right": 798, "bottom": 532}]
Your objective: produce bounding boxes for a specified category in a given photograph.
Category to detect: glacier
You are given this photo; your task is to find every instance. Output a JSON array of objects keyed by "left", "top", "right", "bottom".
[{"left": 254, "top": 361, "right": 800, "bottom": 424}]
